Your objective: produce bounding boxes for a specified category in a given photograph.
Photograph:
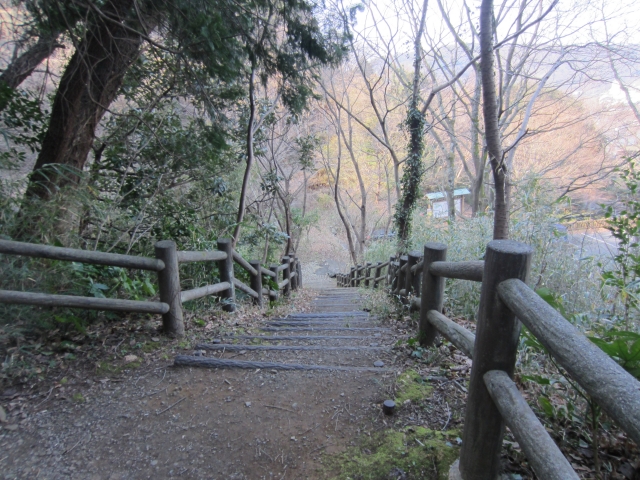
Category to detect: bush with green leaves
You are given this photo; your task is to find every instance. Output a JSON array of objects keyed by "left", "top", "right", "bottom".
[
  {"left": 600, "top": 159, "right": 640, "bottom": 326},
  {"left": 366, "top": 177, "right": 604, "bottom": 321}
]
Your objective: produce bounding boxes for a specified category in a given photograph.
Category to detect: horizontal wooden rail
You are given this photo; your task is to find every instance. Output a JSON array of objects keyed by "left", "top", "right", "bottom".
[
  {"left": 430, "top": 260, "right": 484, "bottom": 282},
  {"left": 484, "top": 371, "right": 578, "bottom": 479},
  {"left": 410, "top": 296, "right": 421, "bottom": 311},
  {"left": 180, "top": 282, "right": 231, "bottom": 303},
  {"left": 262, "top": 287, "right": 278, "bottom": 300},
  {"left": 1, "top": 237, "right": 302, "bottom": 338},
  {"left": 176, "top": 250, "right": 226, "bottom": 263},
  {"left": 0, "top": 289, "right": 169, "bottom": 314},
  {"left": 233, "top": 278, "right": 259, "bottom": 299},
  {"left": 261, "top": 266, "right": 277, "bottom": 278},
  {"left": 0, "top": 239, "right": 165, "bottom": 271},
  {"left": 427, "top": 310, "right": 475, "bottom": 358},
  {"left": 232, "top": 251, "right": 258, "bottom": 277},
  {"left": 335, "top": 240, "right": 611, "bottom": 479},
  {"left": 377, "top": 260, "right": 390, "bottom": 269},
  {"left": 498, "top": 278, "right": 640, "bottom": 446}
]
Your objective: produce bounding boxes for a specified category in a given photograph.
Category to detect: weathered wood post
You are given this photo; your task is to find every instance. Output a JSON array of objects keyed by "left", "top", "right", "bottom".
[
  {"left": 373, "top": 262, "right": 382, "bottom": 288},
  {"left": 353, "top": 265, "right": 360, "bottom": 287},
  {"left": 419, "top": 242, "right": 447, "bottom": 346},
  {"left": 249, "top": 260, "right": 263, "bottom": 308},
  {"left": 296, "top": 260, "right": 302, "bottom": 288},
  {"left": 396, "top": 255, "right": 408, "bottom": 296},
  {"left": 155, "top": 240, "right": 184, "bottom": 336},
  {"left": 412, "top": 252, "right": 423, "bottom": 293},
  {"left": 289, "top": 256, "right": 297, "bottom": 290},
  {"left": 387, "top": 256, "right": 396, "bottom": 288},
  {"left": 282, "top": 256, "right": 291, "bottom": 296},
  {"left": 349, "top": 266, "right": 355, "bottom": 287},
  {"left": 216, "top": 238, "right": 236, "bottom": 312},
  {"left": 405, "top": 251, "right": 421, "bottom": 296},
  {"left": 269, "top": 263, "right": 279, "bottom": 301},
  {"left": 364, "top": 262, "right": 372, "bottom": 287},
  {"left": 457, "top": 240, "right": 532, "bottom": 480}
]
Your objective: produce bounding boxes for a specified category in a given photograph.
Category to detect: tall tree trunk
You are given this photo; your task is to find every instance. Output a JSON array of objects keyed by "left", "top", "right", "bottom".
[
  {"left": 446, "top": 151, "right": 456, "bottom": 220},
  {"left": 338, "top": 111, "right": 367, "bottom": 261},
  {"left": 480, "top": 0, "right": 509, "bottom": 239},
  {"left": 331, "top": 138, "right": 357, "bottom": 265},
  {"left": 21, "top": 0, "right": 142, "bottom": 205},
  {"left": 470, "top": 72, "right": 484, "bottom": 217},
  {"left": 233, "top": 64, "right": 257, "bottom": 247},
  {"left": 394, "top": 0, "right": 429, "bottom": 252}
]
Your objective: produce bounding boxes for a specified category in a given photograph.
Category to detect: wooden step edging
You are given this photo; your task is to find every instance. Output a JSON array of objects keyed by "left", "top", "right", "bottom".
[
  {"left": 174, "top": 355, "right": 392, "bottom": 372},
  {"left": 226, "top": 335, "right": 374, "bottom": 342},
  {"left": 195, "top": 343, "right": 389, "bottom": 352},
  {"left": 259, "top": 326, "right": 390, "bottom": 332}
]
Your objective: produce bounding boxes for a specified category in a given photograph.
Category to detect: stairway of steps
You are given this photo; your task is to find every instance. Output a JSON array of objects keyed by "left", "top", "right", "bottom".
[{"left": 176, "top": 288, "right": 394, "bottom": 372}]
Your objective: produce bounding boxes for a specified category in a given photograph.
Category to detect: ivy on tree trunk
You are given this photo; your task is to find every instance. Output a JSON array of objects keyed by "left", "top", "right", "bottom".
[{"left": 394, "top": 0, "right": 429, "bottom": 253}]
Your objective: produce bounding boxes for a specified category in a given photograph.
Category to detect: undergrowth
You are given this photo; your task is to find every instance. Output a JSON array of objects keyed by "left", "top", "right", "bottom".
[{"left": 325, "top": 426, "right": 459, "bottom": 480}]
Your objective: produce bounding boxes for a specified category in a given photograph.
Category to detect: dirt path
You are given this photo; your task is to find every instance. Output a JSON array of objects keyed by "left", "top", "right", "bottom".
[{"left": 0, "top": 287, "right": 398, "bottom": 479}]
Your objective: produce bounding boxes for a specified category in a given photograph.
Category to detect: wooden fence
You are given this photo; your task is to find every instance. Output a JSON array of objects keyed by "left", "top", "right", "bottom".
[
  {"left": 0, "top": 238, "right": 302, "bottom": 337},
  {"left": 337, "top": 240, "right": 640, "bottom": 480}
]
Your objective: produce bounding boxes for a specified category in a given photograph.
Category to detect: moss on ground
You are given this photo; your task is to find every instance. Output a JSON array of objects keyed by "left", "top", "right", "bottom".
[
  {"left": 324, "top": 426, "right": 459, "bottom": 480},
  {"left": 96, "top": 361, "right": 122, "bottom": 375},
  {"left": 141, "top": 341, "right": 162, "bottom": 353},
  {"left": 395, "top": 369, "right": 432, "bottom": 405}
]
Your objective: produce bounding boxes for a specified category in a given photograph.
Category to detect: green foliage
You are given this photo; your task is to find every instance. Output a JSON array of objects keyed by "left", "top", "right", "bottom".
[
  {"left": 0, "top": 85, "right": 47, "bottom": 212},
  {"left": 589, "top": 331, "right": 640, "bottom": 379},
  {"left": 600, "top": 159, "right": 640, "bottom": 325}
]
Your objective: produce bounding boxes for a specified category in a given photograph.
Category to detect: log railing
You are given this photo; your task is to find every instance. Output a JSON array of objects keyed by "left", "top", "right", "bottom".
[
  {"left": 336, "top": 240, "right": 640, "bottom": 480},
  {"left": 0, "top": 238, "right": 302, "bottom": 337}
]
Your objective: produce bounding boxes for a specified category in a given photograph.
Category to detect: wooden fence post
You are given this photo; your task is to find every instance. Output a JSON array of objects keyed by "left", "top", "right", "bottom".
[
  {"left": 412, "top": 251, "right": 423, "bottom": 293},
  {"left": 405, "top": 251, "right": 420, "bottom": 295},
  {"left": 373, "top": 262, "right": 382, "bottom": 288},
  {"left": 249, "top": 260, "right": 263, "bottom": 308},
  {"left": 351, "top": 266, "right": 357, "bottom": 287},
  {"left": 289, "top": 256, "right": 297, "bottom": 290},
  {"left": 389, "top": 260, "right": 396, "bottom": 292},
  {"left": 282, "top": 256, "right": 291, "bottom": 296},
  {"left": 458, "top": 240, "right": 532, "bottom": 480},
  {"left": 269, "top": 263, "right": 279, "bottom": 301},
  {"left": 364, "top": 262, "right": 372, "bottom": 287},
  {"left": 296, "top": 260, "right": 302, "bottom": 288},
  {"left": 387, "top": 256, "right": 395, "bottom": 287},
  {"left": 419, "top": 242, "right": 447, "bottom": 346},
  {"left": 396, "top": 256, "right": 408, "bottom": 296},
  {"left": 155, "top": 240, "right": 184, "bottom": 336},
  {"left": 216, "top": 238, "right": 236, "bottom": 312}
]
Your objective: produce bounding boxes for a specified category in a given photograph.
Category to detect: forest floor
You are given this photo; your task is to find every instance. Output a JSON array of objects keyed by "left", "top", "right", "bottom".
[
  {"left": 1, "top": 260, "right": 638, "bottom": 479},
  {"left": 0, "top": 263, "right": 469, "bottom": 480}
]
